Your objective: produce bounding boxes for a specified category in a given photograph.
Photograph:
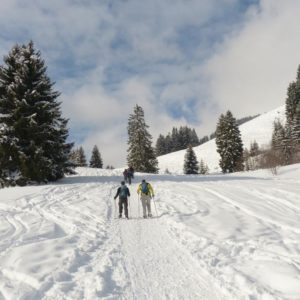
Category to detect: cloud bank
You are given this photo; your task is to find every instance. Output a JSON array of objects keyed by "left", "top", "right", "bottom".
[{"left": 1, "top": 0, "right": 300, "bottom": 166}]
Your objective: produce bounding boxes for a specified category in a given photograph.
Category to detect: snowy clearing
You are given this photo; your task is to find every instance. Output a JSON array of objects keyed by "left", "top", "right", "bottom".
[{"left": 0, "top": 165, "right": 300, "bottom": 300}]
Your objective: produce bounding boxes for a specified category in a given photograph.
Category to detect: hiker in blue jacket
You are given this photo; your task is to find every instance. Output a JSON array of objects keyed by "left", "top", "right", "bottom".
[{"left": 114, "top": 181, "right": 130, "bottom": 218}]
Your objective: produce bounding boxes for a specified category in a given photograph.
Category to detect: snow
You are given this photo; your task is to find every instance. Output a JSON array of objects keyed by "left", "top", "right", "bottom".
[
  {"left": 0, "top": 164, "right": 300, "bottom": 299},
  {"left": 158, "top": 106, "right": 286, "bottom": 174}
]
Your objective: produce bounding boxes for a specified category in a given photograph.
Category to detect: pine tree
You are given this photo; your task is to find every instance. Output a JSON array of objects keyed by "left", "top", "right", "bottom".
[
  {"left": 271, "top": 119, "right": 293, "bottom": 165},
  {"left": 156, "top": 126, "right": 200, "bottom": 155},
  {"left": 199, "top": 135, "right": 209, "bottom": 145},
  {"left": 190, "top": 128, "right": 200, "bottom": 146},
  {"left": 164, "top": 133, "right": 172, "bottom": 153},
  {"left": 155, "top": 134, "right": 167, "bottom": 156},
  {"left": 171, "top": 127, "right": 180, "bottom": 151},
  {"left": 291, "top": 103, "right": 300, "bottom": 147},
  {"left": 127, "top": 105, "right": 158, "bottom": 173},
  {"left": 179, "top": 126, "right": 188, "bottom": 149},
  {"left": 69, "top": 149, "right": 79, "bottom": 166},
  {"left": 183, "top": 145, "right": 199, "bottom": 174},
  {"left": 0, "top": 41, "right": 72, "bottom": 185},
  {"left": 215, "top": 111, "right": 244, "bottom": 173},
  {"left": 199, "top": 159, "right": 209, "bottom": 175},
  {"left": 243, "top": 148, "right": 251, "bottom": 171},
  {"left": 286, "top": 65, "right": 300, "bottom": 127},
  {"left": 77, "top": 146, "right": 87, "bottom": 167},
  {"left": 89, "top": 145, "right": 103, "bottom": 168},
  {"left": 250, "top": 140, "right": 259, "bottom": 157},
  {"left": 285, "top": 66, "right": 300, "bottom": 160}
]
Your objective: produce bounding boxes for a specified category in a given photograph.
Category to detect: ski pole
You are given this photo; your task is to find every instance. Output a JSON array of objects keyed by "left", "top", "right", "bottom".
[
  {"left": 114, "top": 198, "right": 117, "bottom": 219},
  {"left": 138, "top": 194, "right": 140, "bottom": 218},
  {"left": 128, "top": 197, "right": 131, "bottom": 218},
  {"left": 152, "top": 196, "right": 158, "bottom": 217}
]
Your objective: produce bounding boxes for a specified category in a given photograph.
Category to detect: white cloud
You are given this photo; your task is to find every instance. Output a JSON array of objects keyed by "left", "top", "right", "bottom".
[
  {"left": 204, "top": 0, "right": 300, "bottom": 118},
  {"left": 2, "top": 0, "right": 299, "bottom": 167}
]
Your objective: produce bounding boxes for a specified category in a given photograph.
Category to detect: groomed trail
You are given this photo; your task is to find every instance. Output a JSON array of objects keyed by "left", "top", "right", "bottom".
[{"left": 0, "top": 166, "right": 300, "bottom": 300}]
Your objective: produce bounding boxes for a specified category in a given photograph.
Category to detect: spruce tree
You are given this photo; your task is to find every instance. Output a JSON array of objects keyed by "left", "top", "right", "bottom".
[
  {"left": 70, "top": 149, "right": 79, "bottom": 167},
  {"left": 286, "top": 65, "right": 300, "bottom": 126},
  {"left": 271, "top": 119, "right": 293, "bottom": 165},
  {"left": 89, "top": 145, "right": 103, "bottom": 168},
  {"left": 190, "top": 128, "right": 200, "bottom": 146},
  {"left": 183, "top": 145, "right": 199, "bottom": 174},
  {"left": 215, "top": 111, "right": 244, "bottom": 173},
  {"left": 171, "top": 127, "right": 180, "bottom": 151},
  {"left": 291, "top": 103, "right": 300, "bottom": 147},
  {"left": 77, "top": 146, "right": 87, "bottom": 167},
  {"left": 155, "top": 134, "right": 167, "bottom": 156},
  {"left": 156, "top": 126, "right": 200, "bottom": 155},
  {"left": 285, "top": 66, "right": 300, "bottom": 158},
  {"left": 199, "top": 159, "right": 209, "bottom": 175},
  {"left": 127, "top": 105, "right": 158, "bottom": 173},
  {"left": 0, "top": 41, "right": 72, "bottom": 185},
  {"left": 164, "top": 133, "right": 172, "bottom": 154},
  {"left": 250, "top": 140, "right": 259, "bottom": 157},
  {"left": 179, "top": 126, "right": 188, "bottom": 149}
]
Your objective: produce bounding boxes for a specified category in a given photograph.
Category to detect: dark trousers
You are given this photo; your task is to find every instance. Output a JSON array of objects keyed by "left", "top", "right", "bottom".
[{"left": 119, "top": 198, "right": 128, "bottom": 217}]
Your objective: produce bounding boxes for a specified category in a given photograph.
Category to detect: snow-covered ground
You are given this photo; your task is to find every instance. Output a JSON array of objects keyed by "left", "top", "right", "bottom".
[
  {"left": 0, "top": 165, "right": 299, "bottom": 300},
  {"left": 158, "top": 106, "right": 285, "bottom": 174}
]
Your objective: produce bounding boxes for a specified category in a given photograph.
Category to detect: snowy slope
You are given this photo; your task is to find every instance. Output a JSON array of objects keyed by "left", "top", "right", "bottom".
[
  {"left": 0, "top": 165, "right": 300, "bottom": 300},
  {"left": 158, "top": 106, "right": 285, "bottom": 174}
]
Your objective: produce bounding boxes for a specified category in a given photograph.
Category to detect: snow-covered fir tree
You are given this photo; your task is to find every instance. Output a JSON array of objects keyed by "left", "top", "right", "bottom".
[
  {"left": 155, "top": 126, "right": 199, "bottom": 155},
  {"left": 183, "top": 145, "right": 199, "bottom": 174},
  {"left": 155, "top": 134, "right": 167, "bottom": 156},
  {"left": 271, "top": 119, "right": 293, "bottom": 165},
  {"left": 164, "top": 134, "right": 172, "bottom": 153},
  {"left": 69, "top": 149, "right": 79, "bottom": 167},
  {"left": 0, "top": 41, "right": 72, "bottom": 185},
  {"left": 291, "top": 104, "right": 300, "bottom": 146},
  {"left": 285, "top": 66, "right": 300, "bottom": 158},
  {"left": 89, "top": 145, "right": 103, "bottom": 168},
  {"left": 70, "top": 147, "right": 87, "bottom": 167},
  {"left": 77, "top": 146, "right": 87, "bottom": 167},
  {"left": 199, "top": 159, "right": 209, "bottom": 175},
  {"left": 286, "top": 65, "right": 300, "bottom": 127},
  {"left": 250, "top": 140, "right": 259, "bottom": 157},
  {"left": 243, "top": 148, "right": 251, "bottom": 171},
  {"left": 215, "top": 111, "right": 244, "bottom": 173},
  {"left": 272, "top": 120, "right": 285, "bottom": 150},
  {"left": 127, "top": 105, "right": 158, "bottom": 173}
]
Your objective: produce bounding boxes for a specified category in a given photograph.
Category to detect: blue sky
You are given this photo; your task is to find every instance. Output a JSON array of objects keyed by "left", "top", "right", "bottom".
[{"left": 1, "top": 0, "right": 300, "bottom": 166}]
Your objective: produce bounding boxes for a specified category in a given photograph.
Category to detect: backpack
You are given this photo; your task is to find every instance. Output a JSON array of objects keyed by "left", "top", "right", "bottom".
[
  {"left": 141, "top": 182, "right": 149, "bottom": 194},
  {"left": 119, "top": 185, "right": 127, "bottom": 198}
]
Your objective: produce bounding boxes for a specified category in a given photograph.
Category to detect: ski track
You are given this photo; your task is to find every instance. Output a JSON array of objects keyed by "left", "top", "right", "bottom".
[{"left": 0, "top": 167, "right": 300, "bottom": 299}]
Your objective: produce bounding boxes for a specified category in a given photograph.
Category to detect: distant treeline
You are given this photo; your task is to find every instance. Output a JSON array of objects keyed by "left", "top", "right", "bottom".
[
  {"left": 155, "top": 126, "right": 199, "bottom": 156},
  {"left": 156, "top": 114, "right": 260, "bottom": 156}
]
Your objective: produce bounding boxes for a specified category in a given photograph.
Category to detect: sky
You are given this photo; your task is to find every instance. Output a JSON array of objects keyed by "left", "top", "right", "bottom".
[{"left": 1, "top": 0, "right": 300, "bottom": 167}]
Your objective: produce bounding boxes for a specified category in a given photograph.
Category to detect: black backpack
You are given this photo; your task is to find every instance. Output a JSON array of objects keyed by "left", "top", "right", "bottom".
[{"left": 119, "top": 185, "right": 127, "bottom": 198}]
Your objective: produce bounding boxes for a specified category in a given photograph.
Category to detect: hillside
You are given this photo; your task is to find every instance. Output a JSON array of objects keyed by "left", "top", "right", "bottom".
[
  {"left": 0, "top": 165, "right": 300, "bottom": 299},
  {"left": 158, "top": 106, "right": 285, "bottom": 174}
]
